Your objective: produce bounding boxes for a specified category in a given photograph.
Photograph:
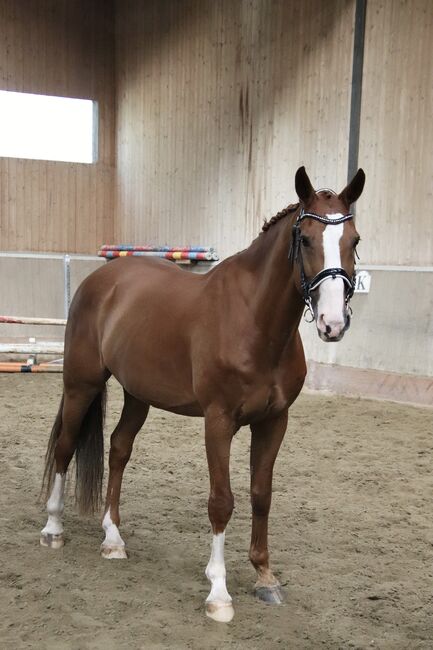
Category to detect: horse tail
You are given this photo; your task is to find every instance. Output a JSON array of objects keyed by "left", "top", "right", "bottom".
[
  {"left": 41, "top": 393, "right": 64, "bottom": 501},
  {"left": 41, "top": 386, "right": 107, "bottom": 515},
  {"left": 75, "top": 387, "right": 107, "bottom": 515}
]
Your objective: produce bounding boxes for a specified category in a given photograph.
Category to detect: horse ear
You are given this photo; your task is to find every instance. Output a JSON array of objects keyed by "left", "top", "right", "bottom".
[
  {"left": 339, "top": 169, "right": 365, "bottom": 207},
  {"left": 295, "top": 166, "right": 315, "bottom": 204}
]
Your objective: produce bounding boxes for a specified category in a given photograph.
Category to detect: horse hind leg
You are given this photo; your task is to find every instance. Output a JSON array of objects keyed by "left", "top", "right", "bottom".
[
  {"left": 41, "top": 381, "right": 106, "bottom": 548},
  {"left": 101, "top": 390, "right": 149, "bottom": 559}
]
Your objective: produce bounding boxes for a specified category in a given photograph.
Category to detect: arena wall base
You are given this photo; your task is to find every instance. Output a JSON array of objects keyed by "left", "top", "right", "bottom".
[{"left": 306, "top": 361, "right": 432, "bottom": 409}]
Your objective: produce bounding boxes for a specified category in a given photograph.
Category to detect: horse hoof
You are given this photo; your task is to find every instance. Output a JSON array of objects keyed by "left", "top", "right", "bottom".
[
  {"left": 255, "top": 584, "right": 285, "bottom": 605},
  {"left": 40, "top": 532, "right": 64, "bottom": 549},
  {"left": 100, "top": 544, "right": 128, "bottom": 560},
  {"left": 205, "top": 601, "right": 234, "bottom": 623}
]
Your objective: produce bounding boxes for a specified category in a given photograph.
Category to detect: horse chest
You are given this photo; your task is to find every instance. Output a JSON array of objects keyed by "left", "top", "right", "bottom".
[
  {"left": 237, "top": 381, "right": 287, "bottom": 424},
  {"left": 214, "top": 341, "right": 305, "bottom": 425}
]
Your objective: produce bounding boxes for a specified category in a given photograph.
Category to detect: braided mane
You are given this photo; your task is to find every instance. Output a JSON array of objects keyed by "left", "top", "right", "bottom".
[{"left": 262, "top": 203, "right": 299, "bottom": 232}]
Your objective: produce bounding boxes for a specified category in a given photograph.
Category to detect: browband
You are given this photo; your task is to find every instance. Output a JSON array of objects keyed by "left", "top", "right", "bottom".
[{"left": 296, "top": 210, "right": 354, "bottom": 226}]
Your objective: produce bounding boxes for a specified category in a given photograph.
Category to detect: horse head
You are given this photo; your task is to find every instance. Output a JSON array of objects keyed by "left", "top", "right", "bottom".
[{"left": 293, "top": 166, "right": 365, "bottom": 342}]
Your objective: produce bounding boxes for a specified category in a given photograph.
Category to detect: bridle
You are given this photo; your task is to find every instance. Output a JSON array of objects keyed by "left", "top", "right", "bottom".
[{"left": 289, "top": 197, "right": 357, "bottom": 322}]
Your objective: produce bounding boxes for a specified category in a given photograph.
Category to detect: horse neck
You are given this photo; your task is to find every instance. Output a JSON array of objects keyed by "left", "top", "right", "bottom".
[{"left": 232, "top": 213, "right": 304, "bottom": 343}]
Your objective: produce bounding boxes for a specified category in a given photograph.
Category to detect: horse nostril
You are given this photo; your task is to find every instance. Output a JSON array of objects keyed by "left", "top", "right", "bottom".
[{"left": 325, "top": 324, "right": 332, "bottom": 335}]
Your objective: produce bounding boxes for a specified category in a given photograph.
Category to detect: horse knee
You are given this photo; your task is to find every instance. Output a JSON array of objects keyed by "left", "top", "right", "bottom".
[
  {"left": 208, "top": 490, "right": 234, "bottom": 532},
  {"left": 251, "top": 488, "right": 271, "bottom": 517}
]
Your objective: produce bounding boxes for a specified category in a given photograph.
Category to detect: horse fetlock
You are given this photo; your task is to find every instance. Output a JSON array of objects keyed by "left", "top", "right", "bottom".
[
  {"left": 41, "top": 514, "right": 63, "bottom": 535},
  {"left": 205, "top": 562, "right": 226, "bottom": 583},
  {"left": 41, "top": 474, "right": 65, "bottom": 547},
  {"left": 249, "top": 547, "right": 269, "bottom": 570},
  {"left": 254, "top": 566, "right": 280, "bottom": 590}
]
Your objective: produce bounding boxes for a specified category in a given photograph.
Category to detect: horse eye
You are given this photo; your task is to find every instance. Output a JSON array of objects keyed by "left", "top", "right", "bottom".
[
  {"left": 300, "top": 236, "right": 311, "bottom": 248},
  {"left": 353, "top": 237, "right": 361, "bottom": 249}
]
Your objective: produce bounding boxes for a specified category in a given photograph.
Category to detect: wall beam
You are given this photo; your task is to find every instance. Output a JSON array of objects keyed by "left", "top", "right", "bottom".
[{"left": 347, "top": 0, "right": 367, "bottom": 185}]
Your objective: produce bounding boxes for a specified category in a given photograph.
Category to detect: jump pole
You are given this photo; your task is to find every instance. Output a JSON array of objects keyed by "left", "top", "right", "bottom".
[
  {"left": 0, "top": 362, "right": 62, "bottom": 373},
  {"left": 0, "top": 316, "right": 67, "bottom": 326},
  {"left": 0, "top": 315, "right": 66, "bottom": 371},
  {"left": 0, "top": 342, "right": 64, "bottom": 355}
]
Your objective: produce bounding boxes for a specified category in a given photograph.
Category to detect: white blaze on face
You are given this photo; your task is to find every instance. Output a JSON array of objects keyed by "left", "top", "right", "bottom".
[{"left": 316, "top": 214, "right": 346, "bottom": 339}]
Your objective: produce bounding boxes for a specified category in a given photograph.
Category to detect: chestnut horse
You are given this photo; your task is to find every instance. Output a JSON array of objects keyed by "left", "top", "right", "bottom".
[{"left": 41, "top": 166, "right": 365, "bottom": 622}]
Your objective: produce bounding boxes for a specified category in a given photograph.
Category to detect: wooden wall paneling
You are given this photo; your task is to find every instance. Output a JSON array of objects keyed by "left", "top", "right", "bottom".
[
  {"left": 0, "top": 0, "right": 115, "bottom": 254},
  {"left": 357, "top": 0, "right": 433, "bottom": 266},
  {"left": 114, "top": 0, "right": 356, "bottom": 259}
]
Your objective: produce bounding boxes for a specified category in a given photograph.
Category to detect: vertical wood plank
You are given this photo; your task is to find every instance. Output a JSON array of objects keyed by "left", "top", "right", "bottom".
[
  {"left": 358, "top": 0, "right": 433, "bottom": 266},
  {"left": 115, "top": 0, "right": 355, "bottom": 259}
]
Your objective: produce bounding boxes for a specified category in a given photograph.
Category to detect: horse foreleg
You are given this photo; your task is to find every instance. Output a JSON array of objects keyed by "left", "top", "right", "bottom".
[
  {"left": 101, "top": 392, "right": 149, "bottom": 559},
  {"left": 204, "top": 410, "right": 236, "bottom": 623},
  {"left": 249, "top": 411, "right": 288, "bottom": 604}
]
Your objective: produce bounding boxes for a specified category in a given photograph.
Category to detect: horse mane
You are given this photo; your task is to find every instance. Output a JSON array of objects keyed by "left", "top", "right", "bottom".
[{"left": 262, "top": 203, "right": 299, "bottom": 232}]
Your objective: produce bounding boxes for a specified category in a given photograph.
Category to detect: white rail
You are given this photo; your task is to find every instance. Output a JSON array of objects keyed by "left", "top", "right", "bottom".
[
  {"left": 0, "top": 315, "right": 67, "bottom": 326},
  {"left": 0, "top": 342, "right": 64, "bottom": 354}
]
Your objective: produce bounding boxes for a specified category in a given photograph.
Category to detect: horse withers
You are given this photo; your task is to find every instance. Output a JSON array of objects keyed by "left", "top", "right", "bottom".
[{"left": 41, "top": 166, "right": 365, "bottom": 623}]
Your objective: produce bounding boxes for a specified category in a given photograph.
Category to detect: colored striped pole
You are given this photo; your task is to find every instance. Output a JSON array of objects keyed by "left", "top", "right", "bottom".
[
  {"left": 0, "top": 362, "right": 63, "bottom": 373},
  {"left": 98, "top": 250, "right": 219, "bottom": 261},
  {"left": 100, "top": 245, "right": 215, "bottom": 253}
]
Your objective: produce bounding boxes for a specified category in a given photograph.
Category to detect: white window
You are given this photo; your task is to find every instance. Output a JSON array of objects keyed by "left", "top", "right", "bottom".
[{"left": 0, "top": 90, "right": 97, "bottom": 164}]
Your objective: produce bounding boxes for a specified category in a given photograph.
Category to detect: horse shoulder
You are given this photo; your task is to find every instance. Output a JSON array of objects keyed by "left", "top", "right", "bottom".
[{"left": 276, "top": 333, "right": 307, "bottom": 403}]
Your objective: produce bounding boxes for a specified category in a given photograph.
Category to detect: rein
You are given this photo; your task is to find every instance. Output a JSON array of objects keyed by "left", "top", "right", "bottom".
[{"left": 290, "top": 206, "right": 356, "bottom": 322}]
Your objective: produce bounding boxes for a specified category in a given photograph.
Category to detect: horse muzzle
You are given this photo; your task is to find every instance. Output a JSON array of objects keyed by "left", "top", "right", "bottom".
[{"left": 316, "top": 310, "right": 351, "bottom": 342}]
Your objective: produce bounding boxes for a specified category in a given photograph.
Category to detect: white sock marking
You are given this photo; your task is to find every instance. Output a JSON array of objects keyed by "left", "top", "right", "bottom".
[
  {"left": 205, "top": 532, "right": 232, "bottom": 605},
  {"left": 41, "top": 473, "right": 65, "bottom": 536},
  {"left": 102, "top": 508, "right": 125, "bottom": 548}
]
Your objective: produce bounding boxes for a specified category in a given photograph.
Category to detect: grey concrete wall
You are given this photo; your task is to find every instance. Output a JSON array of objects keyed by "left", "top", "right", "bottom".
[
  {"left": 0, "top": 255, "right": 104, "bottom": 342},
  {"left": 300, "top": 269, "right": 433, "bottom": 378},
  {"left": 1, "top": 257, "right": 431, "bottom": 379}
]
